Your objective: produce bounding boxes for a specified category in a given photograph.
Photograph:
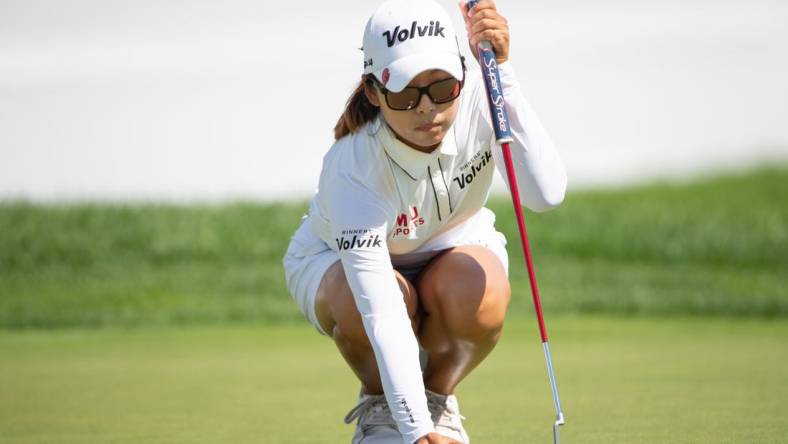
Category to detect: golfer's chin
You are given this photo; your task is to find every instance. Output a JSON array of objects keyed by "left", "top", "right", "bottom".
[{"left": 402, "top": 128, "right": 446, "bottom": 153}]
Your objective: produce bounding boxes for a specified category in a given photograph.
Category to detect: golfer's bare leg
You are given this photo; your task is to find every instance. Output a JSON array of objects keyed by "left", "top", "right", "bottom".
[
  {"left": 315, "top": 260, "right": 420, "bottom": 395},
  {"left": 417, "top": 245, "right": 511, "bottom": 395}
]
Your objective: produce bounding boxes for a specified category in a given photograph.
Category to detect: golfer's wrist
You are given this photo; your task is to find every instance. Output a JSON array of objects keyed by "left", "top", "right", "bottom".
[{"left": 409, "top": 426, "right": 436, "bottom": 444}]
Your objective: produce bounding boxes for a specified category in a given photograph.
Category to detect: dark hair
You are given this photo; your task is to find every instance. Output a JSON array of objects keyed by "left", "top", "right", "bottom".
[{"left": 334, "top": 75, "right": 379, "bottom": 140}]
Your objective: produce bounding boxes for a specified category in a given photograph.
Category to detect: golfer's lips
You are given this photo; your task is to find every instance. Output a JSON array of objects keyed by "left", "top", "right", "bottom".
[{"left": 416, "top": 122, "right": 442, "bottom": 131}]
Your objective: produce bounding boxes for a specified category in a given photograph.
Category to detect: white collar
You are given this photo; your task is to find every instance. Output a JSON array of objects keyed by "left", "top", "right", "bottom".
[{"left": 374, "top": 117, "right": 457, "bottom": 180}]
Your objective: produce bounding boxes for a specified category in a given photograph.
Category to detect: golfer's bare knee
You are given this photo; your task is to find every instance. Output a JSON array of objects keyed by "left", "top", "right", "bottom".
[
  {"left": 316, "top": 261, "right": 419, "bottom": 343},
  {"left": 420, "top": 246, "right": 510, "bottom": 341}
]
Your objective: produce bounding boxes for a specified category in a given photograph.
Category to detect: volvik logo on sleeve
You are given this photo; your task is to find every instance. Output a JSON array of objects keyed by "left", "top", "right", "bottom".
[
  {"left": 335, "top": 229, "right": 383, "bottom": 251},
  {"left": 383, "top": 20, "right": 446, "bottom": 47}
]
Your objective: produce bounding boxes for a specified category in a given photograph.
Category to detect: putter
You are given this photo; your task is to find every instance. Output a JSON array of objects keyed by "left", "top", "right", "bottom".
[{"left": 465, "top": 1, "right": 566, "bottom": 442}]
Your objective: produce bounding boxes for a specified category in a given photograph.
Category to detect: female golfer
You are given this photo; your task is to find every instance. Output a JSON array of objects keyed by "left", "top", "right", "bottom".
[{"left": 283, "top": 0, "right": 566, "bottom": 442}]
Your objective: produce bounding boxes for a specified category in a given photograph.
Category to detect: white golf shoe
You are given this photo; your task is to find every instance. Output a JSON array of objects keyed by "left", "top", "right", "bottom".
[
  {"left": 426, "top": 390, "right": 470, "bottom": 443},
  {"left": 344, "top": 393, "right": 402, "bottom": 444}
]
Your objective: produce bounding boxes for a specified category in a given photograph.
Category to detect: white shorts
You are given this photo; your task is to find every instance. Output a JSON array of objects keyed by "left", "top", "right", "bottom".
[{"left": 282, "top": 207, "right": 508, "bottom": 336}]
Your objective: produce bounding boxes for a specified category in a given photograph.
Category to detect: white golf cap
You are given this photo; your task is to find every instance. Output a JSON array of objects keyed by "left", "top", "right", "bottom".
[{"left": 362, "top": 0, "right": 464, "bottom": 92}]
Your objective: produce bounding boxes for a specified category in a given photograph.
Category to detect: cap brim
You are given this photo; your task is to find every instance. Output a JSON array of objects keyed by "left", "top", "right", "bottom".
[{"left": 376, "top": 51, "right": 464, "bottom": 92}]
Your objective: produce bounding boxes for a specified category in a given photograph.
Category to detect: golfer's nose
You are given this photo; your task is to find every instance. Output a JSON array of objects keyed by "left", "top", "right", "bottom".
[{"left": 415, "top": 92, "right": 436, "bottom": 114}]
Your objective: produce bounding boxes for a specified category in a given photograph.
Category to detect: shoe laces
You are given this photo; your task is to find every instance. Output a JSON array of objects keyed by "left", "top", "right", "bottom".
[{"left": 344, "top": 394, "right": 397, "bottom": 428}]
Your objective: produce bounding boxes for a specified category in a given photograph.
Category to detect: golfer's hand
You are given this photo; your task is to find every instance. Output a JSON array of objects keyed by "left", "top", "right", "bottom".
[
  {"left": 415, "top": 432, "right": 463, "bottom": 444},
  {"left": 458, "top": 0, "right": 510, "bottom": 64}
]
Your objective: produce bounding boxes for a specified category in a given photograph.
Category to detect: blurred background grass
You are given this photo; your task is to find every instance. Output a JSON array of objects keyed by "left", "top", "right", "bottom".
[{"left": 1, "top": 166, "right": 786, "bottom": 329}]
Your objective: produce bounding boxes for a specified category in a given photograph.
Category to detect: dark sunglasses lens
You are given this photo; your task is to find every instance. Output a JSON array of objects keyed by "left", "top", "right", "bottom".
[
  {"left": 428, "top": 78, "right": 461, "bottom": 103},
  {"left": 386, "top": 88, "right": 420, "bottom": 110}
]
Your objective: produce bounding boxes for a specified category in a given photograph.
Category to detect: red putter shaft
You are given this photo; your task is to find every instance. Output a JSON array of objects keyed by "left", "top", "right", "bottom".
[{"left": 499, "top": 142, "right": 548, "bottom": 343}]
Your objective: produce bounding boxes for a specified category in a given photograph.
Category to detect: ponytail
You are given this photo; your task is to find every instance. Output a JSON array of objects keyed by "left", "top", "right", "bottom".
[{"left": 334, "top": 75, "right": 379, "bottom": 140}]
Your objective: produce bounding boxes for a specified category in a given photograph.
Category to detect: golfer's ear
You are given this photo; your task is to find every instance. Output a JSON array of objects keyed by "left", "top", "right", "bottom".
[{"left": 364, "top": 79, "right": 380, "bottom": 107}]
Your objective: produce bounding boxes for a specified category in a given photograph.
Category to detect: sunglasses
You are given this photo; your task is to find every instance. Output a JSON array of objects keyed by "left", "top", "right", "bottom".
[{"left": 373, "top": 74, "right": 465, "bottom": 111}]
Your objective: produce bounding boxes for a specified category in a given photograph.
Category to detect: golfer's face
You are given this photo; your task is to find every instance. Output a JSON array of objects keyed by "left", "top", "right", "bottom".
[{"left": 375, "top": 69, "right": 460, "bottom": 153}]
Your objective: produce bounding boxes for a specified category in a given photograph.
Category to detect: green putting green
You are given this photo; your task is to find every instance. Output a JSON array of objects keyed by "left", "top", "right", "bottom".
[{"left": 1, "top": 316, "right": 786, "bottom": 443}]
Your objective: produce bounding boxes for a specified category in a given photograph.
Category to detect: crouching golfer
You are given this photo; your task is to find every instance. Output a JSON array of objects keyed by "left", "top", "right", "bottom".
[{"left": 283, "top": 1, "right": 566, "bottom": 442}]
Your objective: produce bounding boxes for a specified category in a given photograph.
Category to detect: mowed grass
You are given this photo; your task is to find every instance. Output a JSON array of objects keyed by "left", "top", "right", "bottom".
[
  {"left": 1, "top": 317, "right": 786, "bottom": 443},
  {"left": 1, "top": 166, "right": 786, "bottom": 328}
]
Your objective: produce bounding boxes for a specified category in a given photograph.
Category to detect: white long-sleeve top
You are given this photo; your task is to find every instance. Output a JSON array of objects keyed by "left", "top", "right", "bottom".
[{"left": 306, "top": 62, "right": 566, "bottom": 443}]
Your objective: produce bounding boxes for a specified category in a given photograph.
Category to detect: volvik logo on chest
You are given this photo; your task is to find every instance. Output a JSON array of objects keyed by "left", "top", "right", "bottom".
[
  {"left": 454, "top": 150, "right": 493, "bottom": 189},
  {"left": 393, "top": 206, "right": 425, "bottom": 237}
]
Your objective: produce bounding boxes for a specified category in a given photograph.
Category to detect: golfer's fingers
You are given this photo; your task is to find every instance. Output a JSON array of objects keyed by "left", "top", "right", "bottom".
[
  {"left": 469, "top": 16, "right": 508, "bottom": 35},
  {"left": 469, "top": 28, "right": 509, "bottom": 49},
  {"left": 458, "top": 0, "right": 498, "bottom": 23},
  {"left": 467, "top": 0, "right": 497, "bottom": 14},
  {"left": 467, "top": 0, "right": 498, "bottom": 20},
  {"left": 467, "top": 4, "right": 509, "bottom": 48},
  {"left": 467, "top": 5, "right": 507, "bottom": 35}
]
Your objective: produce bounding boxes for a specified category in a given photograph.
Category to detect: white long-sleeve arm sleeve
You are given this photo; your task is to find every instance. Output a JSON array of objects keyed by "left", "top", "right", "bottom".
[
  {"left": 477, "top": 61, "right": 568, "bottom": 212},
  {"left": 326, "top": 182, "right": 434, "bottom": 444}
]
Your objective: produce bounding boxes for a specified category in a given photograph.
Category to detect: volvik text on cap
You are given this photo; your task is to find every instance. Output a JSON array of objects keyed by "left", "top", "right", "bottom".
[{"left": 362, "top": 0, "right": 464, "bottom": 93}]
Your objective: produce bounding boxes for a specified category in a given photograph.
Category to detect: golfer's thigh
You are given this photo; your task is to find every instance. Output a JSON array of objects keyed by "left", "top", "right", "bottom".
[
  {"left": 417, "top": 245, "right": 511, "bottom": 330},
  {"left": 314, "top": 260, "right": 419, "bottom": 339}
]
